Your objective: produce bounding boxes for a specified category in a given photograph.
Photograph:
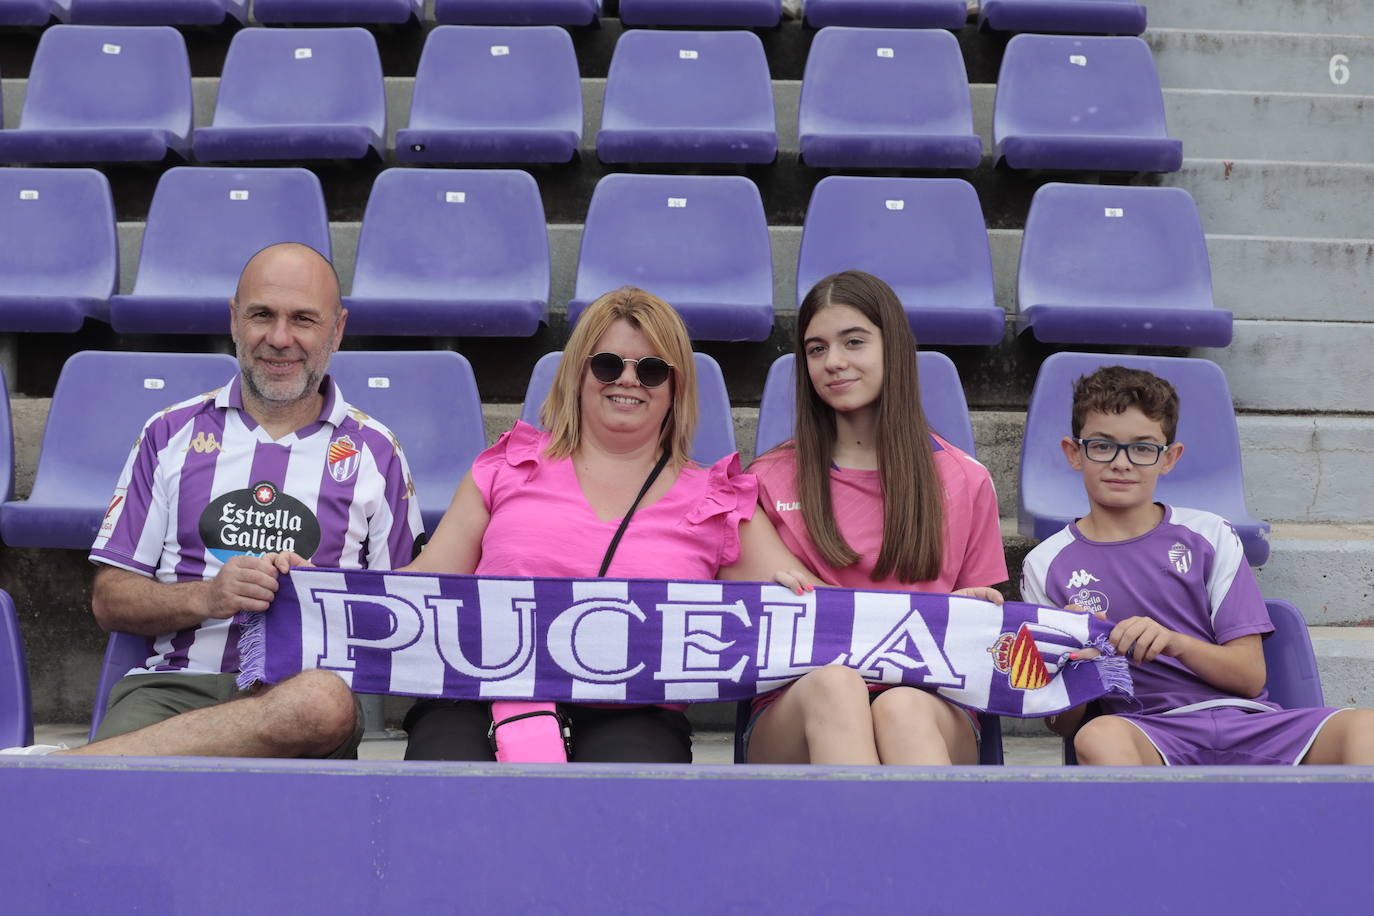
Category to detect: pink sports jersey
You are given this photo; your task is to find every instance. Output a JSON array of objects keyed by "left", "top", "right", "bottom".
[
  {"left": 471, "top": 421, "right": 757, "bottom": 580},
  {"left": 750, "top": 435, "right": 1007, "bottom": 592},
  {"left": 1020, "top": 505, "right": 1275, "bottom": 716},
  {"left": 89, "top": 375, "right": 422, "bottom": 676}
]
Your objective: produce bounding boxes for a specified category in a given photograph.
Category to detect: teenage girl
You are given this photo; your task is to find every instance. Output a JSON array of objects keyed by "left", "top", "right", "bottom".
[{"left": 745, "top": 270, "right": 1008, "bottom": 765}]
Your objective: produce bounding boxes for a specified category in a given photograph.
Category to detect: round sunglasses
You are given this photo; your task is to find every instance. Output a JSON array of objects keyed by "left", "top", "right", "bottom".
[{"left": 586, "top": 352, "right": 675, "bottom": 389}]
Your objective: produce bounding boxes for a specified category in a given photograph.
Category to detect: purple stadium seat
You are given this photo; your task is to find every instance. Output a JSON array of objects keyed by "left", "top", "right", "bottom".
[
  {"left": 519, "top": 351, "right": 737, "bottom": 466},
  {"left": 980, "top": 0, "right": 1146, "bottom": 35},
  {"left": 1063, "top": 599, "right": 1322, "bottom": 764},
  {"left": 797, "top": 177, "right": 1002, "bottom": 346},
  {"left": 1020, "top": 352, "right": 1270, "bottom": 566},
  {"left": 434, "top": 0, "right": 599, "bottom": 25},
  {"left": 344, "top": 169, "right": 550, "bottom": 337},
  {"left": 754, "top": 351, "right": 975, "bottom": 457},
  {"left": 993, "top": 34, "right": 1182, "bottom": 172},
  {"left": 1017, "top": 183, "right": 1231, "bottom": 347},
  {"left": 1, "top": 591, "right": 33, "bottom": 749},
  {"left": 0, "top": 25, "right": 190, "bottom": 163},
  {"left": 0, "top": 0, "right": 52, "bottom": 25},
  {"left": 396, "top": 25, "right": 581, "bottom": 164},
  {"left": 0, "top": 372, "right": 12, "bottom": 507},
  {"left": 799, "top": 27, "right": 980, "bottom": 169},
  {"left": 597, "top": 29, "right": 776, "bottom": 165},
  {"left": 327, "top": 351, "right": 485, "bottom": 536},
  {"left": 109, "top": 167, "right": 330, "bottom": 334},
  {"left": 569, "top": 174, "right": 774, "bottom": 342},
  {"left": 0, "top": 168, "right": 116, "bottom": 333},
  {"left": 89, "top": 631, "right": 149, "bottom": 740},
  {"left": 193, "top": 27, "right": 385, "bottom": 162},
  {"left": 58, "top": 0, "right": 247, "bottom": 24},
  {"left": 0, "top": 351, "right": 239, "bottom": 550},
  {"left": 804, "top": 0, "right": 967, "bottom": 29},
  {"left": 619, "top": 0, "right": 780, "bottom": 27},
  {"left": 253, "top": 0, "right": 420, "bottom": 23}
]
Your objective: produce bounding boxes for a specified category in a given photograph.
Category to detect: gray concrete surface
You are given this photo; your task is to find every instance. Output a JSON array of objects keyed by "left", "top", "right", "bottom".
[{"left": 1147, "top": 0, "right": 1374, "bottom": 36}]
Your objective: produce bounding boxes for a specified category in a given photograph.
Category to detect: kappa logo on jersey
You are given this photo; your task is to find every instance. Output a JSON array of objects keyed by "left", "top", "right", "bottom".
[
  {"left": 189, "top": 431, "right": 221, "bottom": 454},
  {"left": 327, "top": 435, "right": 360, "bottom": 483},
  {"left": 1168, "top": 542, "right": 1192, "bottom": 575},
  {"left": 1065, "top": 569, "right": 1100, "bottom": 589},
  {"left": 199, "top": 479, "right": 321, "bottom": 563}
]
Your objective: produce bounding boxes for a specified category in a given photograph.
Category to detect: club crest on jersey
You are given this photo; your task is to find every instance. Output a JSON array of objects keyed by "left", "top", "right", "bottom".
[
  {"left": 328, "top": 435, "right": 360, "bottom": 483},
  {"left": 1168, "top": 543, "right": 1192, "bottom": 575}
]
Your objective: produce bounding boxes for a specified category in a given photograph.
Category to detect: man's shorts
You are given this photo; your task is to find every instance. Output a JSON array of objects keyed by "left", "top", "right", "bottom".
[
  {"left": 94, "top": 671, "right": 365, "bottom": 759},
  {"left": 1118, "top": 705, "right": 1350, "bottom": 766}
]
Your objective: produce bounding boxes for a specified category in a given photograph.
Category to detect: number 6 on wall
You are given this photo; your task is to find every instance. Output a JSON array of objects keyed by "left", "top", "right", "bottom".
[{"left": 1329, "top": 54, "right": 1351, "bottom": 86}]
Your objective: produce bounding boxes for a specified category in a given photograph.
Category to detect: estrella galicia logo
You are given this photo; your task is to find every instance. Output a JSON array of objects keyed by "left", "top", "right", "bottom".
[
  {"left": 199, "top": 480, "right": 321, "bottom": 563},
  {"left": 1068, "top": 588, "right": 1110, "bottom": 616}
]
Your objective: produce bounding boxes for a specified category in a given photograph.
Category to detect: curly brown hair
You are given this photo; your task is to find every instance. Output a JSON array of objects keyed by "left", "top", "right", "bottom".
[{"left": 1071, "top": 366, "right": 1180, "bottom": 443}]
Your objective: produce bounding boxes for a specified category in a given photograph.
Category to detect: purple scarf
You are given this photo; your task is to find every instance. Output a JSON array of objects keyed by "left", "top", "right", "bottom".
[{"left": 236, "top": 569, "right": 1131, "bottom": 718}]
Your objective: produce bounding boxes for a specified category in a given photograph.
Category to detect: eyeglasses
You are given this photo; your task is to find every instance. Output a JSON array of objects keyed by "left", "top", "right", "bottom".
[
  {"left": 1075, "top": 438, "right": 1170, "bottom": 467},
  {"left": 586, "top": 352, "right": 675, "bottom": 389}
]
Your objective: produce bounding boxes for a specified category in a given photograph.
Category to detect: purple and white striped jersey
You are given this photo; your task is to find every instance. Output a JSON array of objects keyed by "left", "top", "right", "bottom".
[
  {"left": 90, "top": 374, "right": 422, "bottom": 676},
  {"left": 1020, "top": 505, "right": 1275, "bottom": 716}
]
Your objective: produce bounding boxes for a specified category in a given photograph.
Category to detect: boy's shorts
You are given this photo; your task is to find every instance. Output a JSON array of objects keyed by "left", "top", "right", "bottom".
[
  {"left": 95, "top": 671, "right": 365, "bottom": 759},
  {"left": 1118, "top": 705, "right": 1350, "bottom": 766}
]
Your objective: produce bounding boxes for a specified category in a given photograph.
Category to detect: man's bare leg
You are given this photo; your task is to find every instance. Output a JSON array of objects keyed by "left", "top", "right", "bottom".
[{"left": 62, "top": 670, "right": 356, "bottom": 758}]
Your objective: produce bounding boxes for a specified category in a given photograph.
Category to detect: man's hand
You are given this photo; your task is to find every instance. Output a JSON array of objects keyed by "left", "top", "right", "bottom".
[{"left": 203, "top": 555, "right": 286, "bottom": 619}]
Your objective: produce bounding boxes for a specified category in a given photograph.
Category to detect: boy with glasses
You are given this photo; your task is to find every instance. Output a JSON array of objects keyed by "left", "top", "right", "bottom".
[{"left": 1020, "top": 366, "right": 1374, "bottom": 765}]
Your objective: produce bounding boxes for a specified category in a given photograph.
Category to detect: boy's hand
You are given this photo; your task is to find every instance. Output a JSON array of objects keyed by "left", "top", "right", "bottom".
[{"left": 1101, "top": 612, "right": 1181, "bottom": 664}]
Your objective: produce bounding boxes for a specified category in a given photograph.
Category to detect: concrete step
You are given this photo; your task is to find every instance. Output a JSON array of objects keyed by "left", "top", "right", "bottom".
[
  {"left": 1146, "top": 0, "right": 1374, "bottom": 39},
  {"left": 1148, "top": 28, "right": 1374, "bottom": 94}
]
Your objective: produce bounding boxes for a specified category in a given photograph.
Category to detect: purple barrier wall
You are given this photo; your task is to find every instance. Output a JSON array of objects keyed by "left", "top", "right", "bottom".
[{"left": 2, "top": 759, "right": 1369, "bottom": 913}]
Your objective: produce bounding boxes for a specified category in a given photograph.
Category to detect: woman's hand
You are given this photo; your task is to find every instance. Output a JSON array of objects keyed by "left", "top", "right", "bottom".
[{"left": 952, "top": 586, "right": 1004, "bottom": 605}]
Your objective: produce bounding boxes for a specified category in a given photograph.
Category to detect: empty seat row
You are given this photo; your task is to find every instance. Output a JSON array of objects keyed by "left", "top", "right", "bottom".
[
  {"left": 0, "top": 349, "right": 1270, "bottom": 568},
  {"left": 0, "top": 24, "right": 1180, "bottom": 172},
  {"left": 0, "top": 167, "right": 1229, "bottom": 347},
  {"left": 1, "top": 2, "right": 1147, "bottom": 31}
]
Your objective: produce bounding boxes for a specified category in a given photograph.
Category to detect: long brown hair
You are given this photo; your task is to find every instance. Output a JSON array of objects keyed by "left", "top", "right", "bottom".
[
  {"left": 792, "top": 270, "right": 944, "bottom": 582},
  {"left": 540, "top": 286, "right": 698, "bottom": 467}
]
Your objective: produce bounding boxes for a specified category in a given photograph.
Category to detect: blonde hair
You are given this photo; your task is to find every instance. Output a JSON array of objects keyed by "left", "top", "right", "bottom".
[{"left": 540, "top": 287, "right": 698, "bottom": 467}]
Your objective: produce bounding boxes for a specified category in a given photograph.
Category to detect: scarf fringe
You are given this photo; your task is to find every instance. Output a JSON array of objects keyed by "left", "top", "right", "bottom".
[
  {"left": 1088, "top": 635, "right": 1135, "bottom": 701},
  {"left": 235, "top": 610, "right": 266, "bottom": 691}
]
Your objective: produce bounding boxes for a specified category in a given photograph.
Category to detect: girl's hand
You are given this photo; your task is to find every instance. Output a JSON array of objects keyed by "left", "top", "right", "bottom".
[
  {"left": 953, "top": 586, "right": 1004, "bottom": 605},
  {"left": 772, "top": 569, "right": 817, "bottom": 596}
]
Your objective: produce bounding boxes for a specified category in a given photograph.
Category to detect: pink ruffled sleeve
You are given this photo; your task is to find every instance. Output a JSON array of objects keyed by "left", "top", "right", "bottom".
[
  {"left": 684, "top": 453, "right": 759, "bottom": 569},
  {"left": 469, "top": 420, "right": 545, "bottom": 513}
]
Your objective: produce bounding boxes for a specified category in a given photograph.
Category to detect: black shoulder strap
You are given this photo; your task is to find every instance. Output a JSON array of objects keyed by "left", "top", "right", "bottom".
[{"left": 597, "top": 450, "right": 672, "bottom": 577}]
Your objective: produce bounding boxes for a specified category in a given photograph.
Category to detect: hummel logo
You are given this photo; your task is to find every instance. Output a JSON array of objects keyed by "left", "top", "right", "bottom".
[
  {"left": 1065, "top": 569, "right": 1100, "bottom": 589},
  {"left": 775, "top": 500, "right": 801, "bottom": 513}
]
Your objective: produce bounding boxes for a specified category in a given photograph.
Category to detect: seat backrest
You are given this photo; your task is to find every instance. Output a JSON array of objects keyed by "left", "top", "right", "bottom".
[
  {"left": 253, "top": 0, "right": 414, "bottom": 23},
  {"left": 211, "top": 27, "right": 384, "bottom": 134},
  {"left": 797, "top": 176, "right": 994, "bottom": 319},
  {"left": 0, "top": 0, "right": 50, "bottom": 26},
  {"left": 326, "top": 351, "right": 486, "bottom": 535},
  {"left": 434, "top": 0, "right": 600, "bottom": 25},
  {"left": 754, "top": 351, "right": 976, "bottom": 457},
  {"left": 601, "top": 29, "right": 774, "bottom": 133},
  {"left": 128, "top": 167, "right": 330, "bottom": 299},
  {"left": 26, "top": 351, "right": 239, "bottom": 512},
  {"left": 619, "top": 0, "right": 780, "bottom": 26},
  {"left": 993, "top": 34, "right": 1169, "bottom": 140},
  {"left": 0, "top": 590, "right": 33, "bottom": 748},
  {"left": 19, "top": 24, "right": 191, "bottom": 134},
  {"left": 1261, "top": 599, "right": 1324, "bottom": 710},
  {"left": 89, "top": 630, "right": 153, "bottom": 741},
  {"left": 350, "top": 168, "right": 550, "bottom": 306},
  {"left": 1019, "top": 183, "right": 1212, "bottom": 314},
  {"left": 67, "top": 0, "right": 248, "bottom": 24},
  {"left": 409, "top": 25, "right": 581, "bottom": 135},
  {"left": 574, "top": 173, "right": 772, "bottom": 311},
  {"left": 799, "top": 27, "right": 973, "bottom": 136},
  {"left": 519, "top": 351, "right": 737, "bottom": 466},
  {"left": 1020, "top": 353, "right": 1255, "bottom": 536},
  {"left": 0, "top": 168, "right": 116, "bottom": 304},
  {"left": 0, "top": 371, "right": 12, "bottom": 506}
]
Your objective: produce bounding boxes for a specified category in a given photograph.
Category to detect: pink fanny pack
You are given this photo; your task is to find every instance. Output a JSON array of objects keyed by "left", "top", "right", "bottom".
[{"left": 488, "top": 701, "right": 571, "bottom": 763}]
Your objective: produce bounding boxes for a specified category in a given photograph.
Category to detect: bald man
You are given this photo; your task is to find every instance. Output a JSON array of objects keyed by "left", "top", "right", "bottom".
[{"left": 62, "top": 243, "right": 421, "bottom": 758}]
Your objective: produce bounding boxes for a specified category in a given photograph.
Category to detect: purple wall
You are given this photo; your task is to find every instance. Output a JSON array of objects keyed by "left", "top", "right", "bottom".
[{"left": 2, "top": 759, "right": 1369, "bottom": 912}]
